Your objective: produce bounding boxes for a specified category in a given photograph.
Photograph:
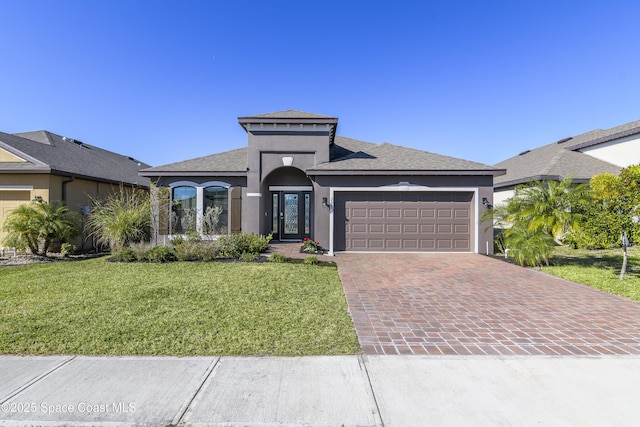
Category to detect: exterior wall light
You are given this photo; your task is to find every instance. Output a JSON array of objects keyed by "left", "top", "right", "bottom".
[{"left": 482, "top": 197, "right": 493, "bottom": 209}]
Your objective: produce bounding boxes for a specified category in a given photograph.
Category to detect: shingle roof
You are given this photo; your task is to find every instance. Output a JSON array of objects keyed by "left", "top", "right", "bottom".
[
  {"left": 492, "top": 119, "right": 637, "bottom": 188},
  {"left": 0, "top": 131, "right": 151, "bottom": 187},
  {"left": 139, "top": 147, "right": 248, "bottom": 175},
  {"left": 141, "top": 135, "right": 502, "bottom": 177},
  {"left": 563, "top": 118, "right": 640, "bottom": 151},
  {"left": 238, "top": 110, "right": 336, "bottom": 120},
  {"left": 311, "top": 136, "right": 498, "bottom": 173}
]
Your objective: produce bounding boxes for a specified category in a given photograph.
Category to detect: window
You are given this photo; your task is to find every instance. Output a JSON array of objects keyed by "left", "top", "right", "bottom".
[
  {"left": 203, "top": 186, "right": 228, "bottom": 235},
  {"left": 272, "top": 193, "right": 278, "bottom": 233},
  {"left": 169, "top": 182, "right": 231, "bottom": 236},
  {"left": 172, "top": 186, "right": 197, "bottom": 233},
  {"left": 304, "top": 193, "right": 310, "bottom": 234}
]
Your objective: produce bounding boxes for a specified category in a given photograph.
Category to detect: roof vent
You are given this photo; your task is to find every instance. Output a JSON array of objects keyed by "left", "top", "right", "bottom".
[
  {"left": 556, "top": 137, "right": 573, "bottom": 144},
  {"left": 128, "top": 156, "right": 142, "bottom": 166},
  {"left": 518, "top": 149, "right": 531, "bottom": 156},
  {"left": 63, "top": 136, "right": 89, "bottom": 148}
]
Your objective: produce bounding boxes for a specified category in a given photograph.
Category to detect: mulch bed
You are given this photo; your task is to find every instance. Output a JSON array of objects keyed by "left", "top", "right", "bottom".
[{"left": 0, "top": 253, "right": 106, "bottom": 267}]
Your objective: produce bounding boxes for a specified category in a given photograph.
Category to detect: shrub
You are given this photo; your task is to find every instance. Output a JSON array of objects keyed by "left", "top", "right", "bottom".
[
  {"left": 504, "top": 225, "right": 554, "bottom": 267},
  {"left": 86, "top": 186, "right": 151, "bottom": 252},
  {"left": 239, "top": 252, "right": 259, "bottom": 262},
  {"left": 60, "top": 243, "right": 77, "bottom": 257},
  {"left": 170, "top": 234, "right": 186, "bottom": 247},
  {"left": 218, "top": 233, "right": 272, "bottom": 258},
  {"left": 198, "top": 240, "right": 221, "bottom": 261},
  {"left": 174, "top": 240, "right": 200, "bottom": 261},
  {"left": 174, "top": 240, "right": 220, "bottom": 261},
  {"left": 113, "top": 248, "right": 136, "bottom": 262},
  {"left": 269, "top": 253, "right": 288, "bottom": 263},
  {"left": 303, "top": 255, "right": 319, "bottom": 266},
  {"left": 145, "top": 245, "right": 177, "bottom": 263},
  {"left": 2, "top": 201, "right": 80, "bottom": 255},
  {"left": 130, "top": 242, "right": 153, "bottom": 261}
]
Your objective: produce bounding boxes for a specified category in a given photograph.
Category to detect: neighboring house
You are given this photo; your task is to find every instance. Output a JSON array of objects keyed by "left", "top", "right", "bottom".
[
  {"left": 140, "top": 110, "right": 504, "bottom": 255},
  {"left": 0, "top": 130, "right": 150, "bottom": 247},
  {"left": 493, "top": 119, "right": 640, "bottom": 205}
]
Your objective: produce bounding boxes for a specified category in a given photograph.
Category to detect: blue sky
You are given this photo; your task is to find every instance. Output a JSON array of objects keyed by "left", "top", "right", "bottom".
[{"left": 2, "top": 1, "right": 640, "bottom": 167}]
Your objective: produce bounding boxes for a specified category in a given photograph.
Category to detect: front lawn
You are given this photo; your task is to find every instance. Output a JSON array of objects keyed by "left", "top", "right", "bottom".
[
  {"left": 542, "top": 246, "right": 640, "bottom": 302},
  {"left": 0, "top": 258, "right": 360, "bottom": 356}
]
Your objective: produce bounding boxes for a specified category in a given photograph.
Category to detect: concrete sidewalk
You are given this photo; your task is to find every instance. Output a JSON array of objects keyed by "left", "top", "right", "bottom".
[{"left": 1, "top": 355, "right": 639, "bottom": 426}]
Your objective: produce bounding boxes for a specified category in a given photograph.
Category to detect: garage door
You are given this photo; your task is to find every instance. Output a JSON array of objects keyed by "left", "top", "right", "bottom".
[
  {"left": 0, "top": 191, "right": 31, "bottom": 240},
  {"left": 342, "top": 192, "right": 473, "bottom": 252}
]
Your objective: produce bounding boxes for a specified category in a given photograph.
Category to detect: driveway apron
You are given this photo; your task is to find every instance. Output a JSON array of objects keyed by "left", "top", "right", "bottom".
[{"left": 335, "top": 253, "right": 640, "bottom": 356}]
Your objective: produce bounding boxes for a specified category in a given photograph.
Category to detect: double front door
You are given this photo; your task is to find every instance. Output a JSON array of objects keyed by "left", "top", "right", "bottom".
[{"left": 271, "top": 190, "right": 312, "bottom": 241}]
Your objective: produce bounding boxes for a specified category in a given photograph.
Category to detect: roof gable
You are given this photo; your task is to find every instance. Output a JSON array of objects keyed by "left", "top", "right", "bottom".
[{"left": 0, "top": 146, "right": 28, "bottom": 162}]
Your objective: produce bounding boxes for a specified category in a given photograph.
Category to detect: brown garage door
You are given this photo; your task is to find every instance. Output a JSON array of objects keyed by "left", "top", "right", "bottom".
[{"left": 342, "top": 192, "right": 472, "bottom": 252}]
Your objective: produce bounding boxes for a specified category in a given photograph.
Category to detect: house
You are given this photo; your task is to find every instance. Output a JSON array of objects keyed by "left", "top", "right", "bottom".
[
  {"left": 140, "top": 110, "right": 504, "bottom": 255},
  {"left": 0, "top": 130, "right": 150, "bottom": 247},
  {"left": 493, "top": 119, "right": 640, "bottom": 205}
]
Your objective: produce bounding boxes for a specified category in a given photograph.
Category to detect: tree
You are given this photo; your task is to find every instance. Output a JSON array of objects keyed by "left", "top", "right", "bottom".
[
  {"left": 86, "top": 187, "right": 151, "bottom": 252},
  {"left": 506, "top": 178, "right": 587, "bottom": 244},
  {"left": 569, "top": 165, "right": 640, "bottom": 249},
  {"left": 2, "top": 201, "right": 80, "bottom": 255},
  {"left": 488, "top": 177, "right": 588, "bottom": 266}
]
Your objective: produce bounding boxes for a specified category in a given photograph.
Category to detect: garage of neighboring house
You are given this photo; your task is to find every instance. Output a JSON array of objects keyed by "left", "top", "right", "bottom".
[
  {"left": 0, "top": 188, "right": 32, "bottom": 228},
  {"left": 330, "top": 186, "right": 476, "bottom": 253}
]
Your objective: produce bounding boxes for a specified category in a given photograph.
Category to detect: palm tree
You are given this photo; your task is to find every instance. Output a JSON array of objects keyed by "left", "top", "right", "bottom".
[
  {"left": 33, "top": 201, "right": 81, "bottom": 254},
  {"left": 2, "top": 201, "right": 80, "bottom": 255},
  {"left": 506, "top": 177, "right": 587, "bottom": 245},
  {"left": 504, "top": 223, "right": 555, "bottom": 266}
]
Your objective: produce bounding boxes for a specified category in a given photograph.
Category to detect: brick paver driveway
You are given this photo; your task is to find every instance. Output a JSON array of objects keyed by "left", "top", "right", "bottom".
[{"left": 335, "top": 253, "right": 640, "bottom": 356}]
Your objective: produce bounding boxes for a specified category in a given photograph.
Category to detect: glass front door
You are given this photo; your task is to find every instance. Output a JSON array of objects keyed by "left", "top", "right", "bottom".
[{"left": 271, "top": 191, "right": 312, "bottom": 240}]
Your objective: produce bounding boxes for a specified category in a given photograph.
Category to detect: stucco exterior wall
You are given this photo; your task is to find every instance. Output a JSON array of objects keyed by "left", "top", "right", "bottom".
[
  {"left": 493, "top": 188, "right": 515, "bottom": 206},
  {"left": 245, "top": 131, "right": 331, "bottom": 236},
  {"left": 579, "top": 134, "right": 640, "bottom": 167}
]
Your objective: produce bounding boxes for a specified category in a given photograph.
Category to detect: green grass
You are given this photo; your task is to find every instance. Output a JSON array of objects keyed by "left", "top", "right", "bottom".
[
  {"left": 0, "top": 258, "right": 360, "bottom": 356},
  {"left": 541, "top": 246, "right": 640, "bottom": 302}
]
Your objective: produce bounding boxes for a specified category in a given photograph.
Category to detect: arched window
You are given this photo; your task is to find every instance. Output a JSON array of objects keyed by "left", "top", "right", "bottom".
[
  {"left": 203, "top": 186, "right": 228, "bottom": 234},
  {"left": 172, "top": 186, "right": 197, "bottom": 234}
]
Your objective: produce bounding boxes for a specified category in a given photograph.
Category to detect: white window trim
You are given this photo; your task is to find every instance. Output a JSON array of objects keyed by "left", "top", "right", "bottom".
[
  {"left": 169, "top": 181, "right": 231, "bottom": 235},
  {"left": 0, "top": 185, "right": 34, "bottom": 191},
  {"left": 328, "top": 185, "right": 480, "bottom": 256}
]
